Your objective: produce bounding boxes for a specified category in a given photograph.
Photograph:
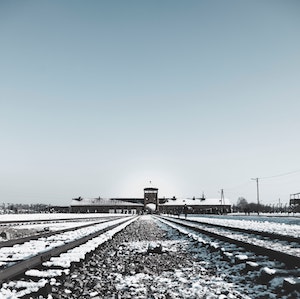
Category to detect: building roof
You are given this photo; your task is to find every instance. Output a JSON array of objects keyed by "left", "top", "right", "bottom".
[
  {"left": 70, "top": 197, "right": 144, "bottom": 207},
  {"left": 144, "top": 187, "right": 158, "bottom": 191},
  {"left": 161, "top": 197, "right": 231, "bottom": 206},
  {"left": 70, "top": 196, "right": 231, "bottom": 208}
]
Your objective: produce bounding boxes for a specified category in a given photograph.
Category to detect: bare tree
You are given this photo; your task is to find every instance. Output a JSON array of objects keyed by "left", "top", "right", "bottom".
[{"left": 236, "top": 197, "right": 248, "bottom": 213}]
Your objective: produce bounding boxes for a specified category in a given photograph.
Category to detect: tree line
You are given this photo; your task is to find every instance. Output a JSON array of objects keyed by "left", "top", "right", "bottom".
[
  {"left": 233, "top": 197, "right": 299, "bottom": 214},
  {"left": 1, "top": 203, "right": 50, "bottom": 214}
]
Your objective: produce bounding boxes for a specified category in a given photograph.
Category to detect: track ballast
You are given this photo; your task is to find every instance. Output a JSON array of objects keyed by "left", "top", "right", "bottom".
[{"left": 0, "top": 215, "right": 299, "bottom": 299}]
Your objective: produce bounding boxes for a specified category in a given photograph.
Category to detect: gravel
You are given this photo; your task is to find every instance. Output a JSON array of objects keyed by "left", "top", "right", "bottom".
[{"left": 50, "top": 215, "right": 251, "bottom": 299}]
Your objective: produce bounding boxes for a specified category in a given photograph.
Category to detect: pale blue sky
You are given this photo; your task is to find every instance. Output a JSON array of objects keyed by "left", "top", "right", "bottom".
[{"left": 1, "top": 1, "right": 300, "bottom": 206}]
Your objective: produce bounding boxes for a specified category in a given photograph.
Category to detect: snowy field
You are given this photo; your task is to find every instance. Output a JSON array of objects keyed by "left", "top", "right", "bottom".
[
  {"left": 184, "top": 214, "right": 300, "bottom": 238},
  {"left": 0, "top": 214, "right": 299, "bottom": 298},
  {"left": 196, "top": 213, "right": 300, "bottom": 225},
  {"left": 0, "top": 213, "right": 130, "bottom": 243},
  {"left": 1, "top": 212, "right": 299, "bottom": 238},
  {"left": 0, "top": 213, "right": 125, "bottom": 222},
  {"left": 1, "top": 212, "right": 298, "bottom": 222}
]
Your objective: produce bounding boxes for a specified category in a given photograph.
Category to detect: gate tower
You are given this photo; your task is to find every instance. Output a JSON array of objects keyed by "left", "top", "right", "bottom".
[{"left": 144, "top": 187, "right": 159, "bottom": 212}]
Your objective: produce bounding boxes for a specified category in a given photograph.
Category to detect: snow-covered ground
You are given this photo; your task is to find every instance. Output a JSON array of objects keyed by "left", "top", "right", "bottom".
[
  {"left": 184, "top": 214, "right": 300, "bottom": 238},
  {"left": 8, "top": 219, "right": 104, "bottom": 232},
  {"left": 232, "top": 212, "right": 300, "bottom": 218},
  {"left": 205, "top": 213, "right": 300, "bottom": 225},
  {"left": 0, "top": 217, "right": 137, "bottom": 298},
  {"left": 0, "top": 213, "right": 128, "bottom": 242},
  {"left": 158, "top": 217, "right": 300, "bottom": 299},
  {"left": 173, "top": 218, "right": 300, "bottom": 258},
  {"left": 0, "top": 217, "right": 134, "bottom": 265},
  {"left": 0, "top": 213, "right": 125, "bottom": 223},
  {"left": 0, "top": 215, "right": 299, "bottom": 298}
]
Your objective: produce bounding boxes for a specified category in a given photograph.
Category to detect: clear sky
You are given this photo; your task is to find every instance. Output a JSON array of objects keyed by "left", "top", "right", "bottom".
[{"left": 1, "top": 0, "right": 300, "bottom": 206}]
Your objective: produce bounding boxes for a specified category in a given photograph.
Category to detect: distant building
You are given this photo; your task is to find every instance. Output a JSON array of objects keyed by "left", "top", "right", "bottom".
[
  {"left": 70, "top": 188, "right": 231, "bottom": 214},
  {"left": 70, "top": 197, "right": 143, "bottom": 214},
  {"left": 290, "top": 193, "right": 300, "bottom": 212},
  {"left": 144, "top": 187, "right": 159, "bottom": 212},
  {"left": 290, "top": 193, "right": 300, "bottom": 205},
  {"left": 49, "top": 206, "right": 70, "bottom": 213},
  {"left": 159, "top": 197, "right": 231, "bottom": 215}
]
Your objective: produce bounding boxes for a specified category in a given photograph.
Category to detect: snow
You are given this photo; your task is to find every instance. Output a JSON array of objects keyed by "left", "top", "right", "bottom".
[
  {"left": 0, "top": 213, "right": 299, "bottom": 298},
  {"left": 25, "top": 269, "right": 69, "bottom": 278},
  {"left": 110, "top": 229, "right": 252, "bottom": 299},
  {"left": 155, "top": 217, "right": 295, "bottom": 298},
  {"left": 0, "top": 279, "right": 49, "bottom": 298},
  {"left": 262, "top": 267, "right": 277, "bottom": 275},
  {"left": 165, "top": 216, "right": 300, "bottom": 259},
  {"left": 0, "top": 217, "right": 136, "bottom": 298},
  {"left": 191, "top": 222, "right": 300, "bottom": 257},
  {"left": 9, "top": 219, "right": 107, "bottom": 232},
  {"left": 0, "top": 217, "right": 135, "bottom": 266},
  {"left": 235, "top": 254, "right": 248, "bottom": 261},
  {"left": 42, "top": 217, "right": 136, "bottom": 269},
  {"left": 163, "top": 197, "right": 231, "bottom": 206},
  {"left": 187, "top": 215, "right": 300, "bottom": 238},
  {"left": 0, "top": 212, "right": 125, "bottom": 222},
  {"left": 71, "top": 197, "right": 143, "bottom": 207}
]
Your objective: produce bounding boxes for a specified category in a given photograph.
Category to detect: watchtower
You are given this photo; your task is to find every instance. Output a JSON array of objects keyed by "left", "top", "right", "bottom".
[{"left": 144, "top": 187, "right": 159, "bottom": 212}]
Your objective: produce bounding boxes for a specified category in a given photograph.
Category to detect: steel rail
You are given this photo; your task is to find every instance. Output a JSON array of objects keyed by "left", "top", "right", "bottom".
[
  {"left": 0, "top": 216, "right": 123, "bottom": 249},
  {"left": 0, "top": 217, "right": 136, "bottom": 283},
  {"left": 178, "top": 217, "right": 300, "bottom": 244},
  {"left": 0, "top": 215, "right": 120, "bottom": 226},
  {"left": 158, "top": 216, "right": 300, "bottom": 268}
]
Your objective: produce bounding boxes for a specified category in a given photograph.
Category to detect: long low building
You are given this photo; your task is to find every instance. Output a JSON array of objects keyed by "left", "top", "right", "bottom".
[
  {"left": 70, "top": 197, "right": 144, "bottom": 214},
  {"left": 159, "top": 197, "right": 231, "bottom": 215},
  {"left": 70, "top": 194, "right": 231, "bottom": 215}
]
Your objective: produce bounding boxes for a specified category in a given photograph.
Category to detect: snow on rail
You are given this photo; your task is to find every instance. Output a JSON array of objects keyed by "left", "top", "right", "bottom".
[
  {"left": 0, "top": 217, "right": 134, "bottom": 266},
  {"left": 0, "top": 217, "right": 137, "bottom": 298},
  {"left": 160, "top": 217, "right": 300, "bottom": 260},
  {"left": 42, "top": 216, "right": 137, "bottom": 268},
  {"left": 188, "top": 216, "right": 300, "bottom": 238},
  {"left": 0, "top": 213, "right": 125, "bottom": 223}
]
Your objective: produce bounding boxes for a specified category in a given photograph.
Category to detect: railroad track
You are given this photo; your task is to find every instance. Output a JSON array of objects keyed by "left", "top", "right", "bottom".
[
  {"left": 0, "top": 215, "right": 120, "bottom": 227},
  {"left": 157, "top": 216, "right": 300, "bottom": 268},
  {"left": 0, "top": 216, "right": 123, "bottom": 249},
  {"left": 0, "top": 216, "right": 136, "bottom": 285},
  {"left": 0, "top": 215, "right": 299, "bottom": 298}
]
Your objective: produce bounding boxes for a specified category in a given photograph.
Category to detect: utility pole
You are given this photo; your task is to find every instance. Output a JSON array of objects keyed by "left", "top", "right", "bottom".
[{"left": 251, "top": 178, "right": 260, "bottom": 215}]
